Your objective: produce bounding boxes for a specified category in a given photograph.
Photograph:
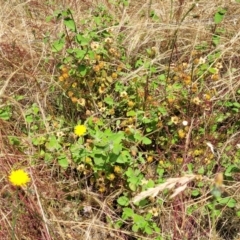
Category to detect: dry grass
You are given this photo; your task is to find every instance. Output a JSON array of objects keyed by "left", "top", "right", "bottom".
[{"left": 0, "top": 0, "right": 240, "bottom": 239}]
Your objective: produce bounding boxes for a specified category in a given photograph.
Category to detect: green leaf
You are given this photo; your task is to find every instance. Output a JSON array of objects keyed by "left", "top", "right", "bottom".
[
  {"left": 93, "top": 154, "right": 106, "bottom": 167},
  {"left": 122, "top": 207, "right": 134, "bottom": 219},
  {"left": 198, "top": 166, "right": 204, "bottom": 174},
  {"left": 233, "top": 102, "right": 240, "bottom": 108},
  {"left": 191, "top": 189, "right": 200, "bottom": 197},
  {"left": 129, "top": 182, "right": 137, "bottom": 191},
  {"left": 225, "top": 164, "right": 238, "bottom": 177},
  {"left": 158, "top": 106, "right": 168, "bottom": 116},
  {"left": 214, "top": 8, "right": 227, "bottom": 24},
  {"left": 159, "top": 74, "right": 166, "bottom": 81},
  {"left": 117, "top": 196, "right": 130, "bottom": 206},
  {"left": 134, "top": 132, "right": 142, "bottom": 141},
  {"left": 58, "top": 154, "right": 69, "bottom": 168},
  {"left": 52, "top": 38, "right": 65, "bottom": 52},
  {"left": 74, "top": 49, "right": 87, "bottom": 60},
  {"left": 46, "top": 16, "right": 53, "bottom": 22},
  {"left": 32, "top": 136, "right": 46, "bottom": 146},
  {"left": 112, "top": 144, "right": 122, "bottom": 155},
  {"left": 104, "top": 96, "right": 114, "bottom": 106},
  {"left": 45, "top": 135, "right": 61, "bottom": 151},
  {"left": 145, "top": 226, "right": 153, "bottom": 235},
  {"left": 212, "top": 35, "right": 220, "bottom": 46},
  {"left": 0, "top": 106, "right": 12, "bottom": 120},
  {"left": 236, "top": 211, "right": 240, "bottom": 217},
  {"left": 114, "top": 220, "right": 123, "bottom": 229},
  {"left": 75, "top": 34, "right": 90, "bottom": 46},
  {"left": 64, "top": 17, "right": 76, "bottom": 32},
  {"left": 217, "top": 197, "right": 236, "bottom": 208},
  {"left": 132, "top": 224, "right": 139, "bottom": 232},
  {"left": 127, "top": 110, "right": 136, "bottom": 117},
  {"left": 44, "top": 152, "right": 54, "bottom": 162},
  {"left": 142, "top": 136, "right": 152, "bottom": 145},
  {"left": 8, "top": 136, "right": 20, "bottom": 146},
  {"left": 227, "top": 198, "right": 237, "bottom": 208},
  {"left": 77, "top": 65, "right": 87, "bottom": 77},
  {"left": 116, "top": 151, "right": 130, "bottom": 163}
]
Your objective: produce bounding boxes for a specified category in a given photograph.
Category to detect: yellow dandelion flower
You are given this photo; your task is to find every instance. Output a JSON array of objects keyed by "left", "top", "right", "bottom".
[
  {"left": 74, "top": 125, "right": 87, "bottom": 136},
  {"left": 9, "top": 169, "right": 30, "bottom": 187}
]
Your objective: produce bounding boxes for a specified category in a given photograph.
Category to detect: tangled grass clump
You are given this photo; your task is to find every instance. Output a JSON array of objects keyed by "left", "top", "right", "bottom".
[{"left": 1, "top": 0, "right": 240, "bottom": 239}]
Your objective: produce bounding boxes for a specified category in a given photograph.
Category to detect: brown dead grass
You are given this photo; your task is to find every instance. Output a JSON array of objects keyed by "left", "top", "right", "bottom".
[{"left": 0, "top": 0, "right": 240, "bottom": 239}]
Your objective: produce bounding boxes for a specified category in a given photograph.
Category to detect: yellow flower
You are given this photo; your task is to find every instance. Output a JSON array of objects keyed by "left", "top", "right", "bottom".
[
  {"left": 147, "top": 156, "right": 154, "bottom": 163},
  {"left": 108, "top": 173, "right": 116, "bottom": 181},
  {"left": 58, "top": 75, "right": 65, "bottom": 82},
  {"left": 104, "top": 37, "right": 113, "bottom": 44},
  {"left": 71, "top": 97, "right": 78, "bottom": 103},
  {"left": 178, "top": 129, "right": 186, "bottom": 139},
  {"left": 74, "top": 125, "right": 87, "bottom": 136},
  {"left": 112, "top": 72, "right": 118, "bottom": 79},
  {"left": 192, "top": 97, "right": 201, "bottom": 105},
  {"left": 171, "top": 116, "right": 179, "bottom": 125},
  {"left": 120, "top": 91, "right": 128, "bottom": 98},
  {"left": 77, "top": 98, "right": 86, "bottom": 107},
  {"left": 9, "top": 169, "right": 30, "bottom": 187},
  {"left": 128, "top": 101, "right": 135, "bottom": 108},
  {"left": 61, "top": 66, "right": 69, "bottom": 73},
  {"left": 90, "top": 41, "right": 100, "bottom": 50},
  {"left": 62, "top": 72, "right": 69, "bottom": 79},
  {"left": 77, "top": 164, "right": 85, "bottom": 172},
  {"left": 148, "top": 207, "right": 159, "bottom": 217},
  {"left": 99, "top": 186, "right": 106, "bottom": 193},
  {"left": 84, "top": 157, "right": 92, "bottom": 165},
  {"left": 114, "top": 165, "right": 122, "bottom": 174}
]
